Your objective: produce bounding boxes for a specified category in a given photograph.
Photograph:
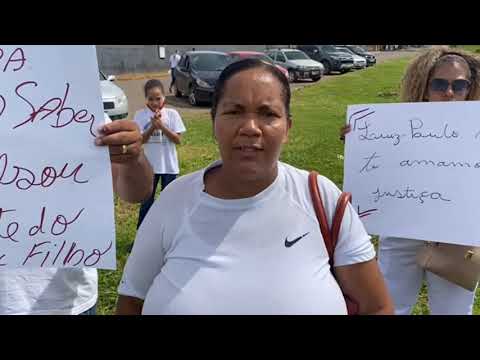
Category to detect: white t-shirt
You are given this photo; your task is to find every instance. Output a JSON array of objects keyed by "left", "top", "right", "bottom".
[
  {"left": 118, "top": 161, "right": 375, "bottom": 315},
  {"left": 169, "top": 54, "right": 181, "bottom": 69},
  {"left": 134, "top": 107, "right": 186, "bottom": 175},
  {"left": 0, "top": 268, "right": 97, "bottom": 315}
]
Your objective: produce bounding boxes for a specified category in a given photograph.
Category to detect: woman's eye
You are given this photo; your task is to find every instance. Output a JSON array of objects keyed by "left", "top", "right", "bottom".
[{"left": 262, "top": 110, "right": 279, "bottom": 117}]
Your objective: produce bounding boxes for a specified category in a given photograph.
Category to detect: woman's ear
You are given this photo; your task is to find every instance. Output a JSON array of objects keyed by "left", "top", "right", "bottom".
[
  {"left": 212, "top": 117, "right": 217, "bottom": 142},
  {"left": 282, "top": 117, "right": 292, "bottom": 144}
]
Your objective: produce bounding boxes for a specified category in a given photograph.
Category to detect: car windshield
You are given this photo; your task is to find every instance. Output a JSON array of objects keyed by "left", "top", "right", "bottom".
[
  {"left": 190, "top": 53, "right": 230, "bottom": 71},
  {"left": 337, "top": 47, "right": 354, "bottom": 55},
  {"left": 348, "top": 45, "right": 366, "bottom": 55},
  {"left": 320, "top": 45, "right": 338, "bottom": 53},
  {"left": 252, "top": 54, "right": 274, "bottom": 64},
  {"left": 99, "top": 71, "right": 107, "bottom": 80},
  {"left": 284, "top": 51, "right": 309, "bottom": 60}
]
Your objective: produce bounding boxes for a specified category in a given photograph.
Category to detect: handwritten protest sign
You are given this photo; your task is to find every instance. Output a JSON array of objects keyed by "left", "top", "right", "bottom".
[
  {"left": 0, "top": 45, "right": 116, "bottom": 269},
  {"left": 344, "top": 101, "right": 480, "bottom": 247}
]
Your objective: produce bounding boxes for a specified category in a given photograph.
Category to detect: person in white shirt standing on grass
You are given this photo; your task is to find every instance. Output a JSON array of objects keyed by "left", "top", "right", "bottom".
[
  {"left": 168, "top": 50, "right": 181, "bottom": 94},
  {"left": 134, "top": 79, "right": 186, "bottom": 229}
]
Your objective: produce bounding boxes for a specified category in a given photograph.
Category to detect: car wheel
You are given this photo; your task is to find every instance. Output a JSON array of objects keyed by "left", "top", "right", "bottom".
[
  {"left": 322, "top": 62, "right": 331, "bottom": 75},
  {"left": 173, "top": 83, "right": 182, "bottom": 98},
  {"left": 188, "top": 90, "right": 197, "bottom": 106},
  {"left": 311, "top": 76, "right": 321, "bottom": 82},
  {"left": 288, "top": 70, "right": 297, "bottom": 83}
]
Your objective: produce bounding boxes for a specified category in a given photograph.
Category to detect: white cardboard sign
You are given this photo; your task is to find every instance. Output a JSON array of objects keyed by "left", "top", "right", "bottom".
[
  {"left": 0, "top": 45, "right": 116, "bottom": 269},
  {"left": 344, "top": 101, "right": 480, "bottom": 246}
]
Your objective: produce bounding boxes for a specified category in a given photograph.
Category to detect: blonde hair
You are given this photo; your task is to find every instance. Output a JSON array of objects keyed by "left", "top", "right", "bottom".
[{"left": 400, "top": 46, "right": 480, "bottom": 102}]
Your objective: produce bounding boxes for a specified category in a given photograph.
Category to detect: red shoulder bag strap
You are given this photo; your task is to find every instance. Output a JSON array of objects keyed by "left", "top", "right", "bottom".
[
  {"left": 308, "top": 171, "right": 358, "bottom": 315},
  {"left": 308, "top": 171, "right": 352, "bottom": 265}
]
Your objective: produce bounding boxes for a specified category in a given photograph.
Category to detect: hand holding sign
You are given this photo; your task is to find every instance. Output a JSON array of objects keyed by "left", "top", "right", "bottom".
[{"left": 96, "top": 120, "right": 144, "bottom": 164}]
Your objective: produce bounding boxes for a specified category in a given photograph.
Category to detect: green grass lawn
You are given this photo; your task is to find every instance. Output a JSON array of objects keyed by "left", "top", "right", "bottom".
[
  {"left": 457, "top": 45, "right": 480, "bottom": 53},
  {"left": 98, "top": 54, "right": 480, "bottom": 315}
]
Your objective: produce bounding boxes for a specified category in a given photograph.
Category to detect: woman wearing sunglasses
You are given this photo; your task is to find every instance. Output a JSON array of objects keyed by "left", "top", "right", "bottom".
[
  {"left": 134, "top": 79, "right": 186, "bottom": 229},
  {"left": 341, "top": 46, "right": 480, "bottom": 314}
]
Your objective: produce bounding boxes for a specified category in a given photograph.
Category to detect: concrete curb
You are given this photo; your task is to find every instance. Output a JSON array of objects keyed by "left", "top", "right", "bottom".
[{"left": 116, "top": 72, "right": 170, "bottom": 81}]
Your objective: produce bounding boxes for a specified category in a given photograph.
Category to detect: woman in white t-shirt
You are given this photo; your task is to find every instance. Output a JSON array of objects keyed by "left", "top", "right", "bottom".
[
  {"left": 134, "top": 79, "right": 186, "bottom": 228},
  {"left": 116, "top": 59, "right": 394, "bottom": 315}
]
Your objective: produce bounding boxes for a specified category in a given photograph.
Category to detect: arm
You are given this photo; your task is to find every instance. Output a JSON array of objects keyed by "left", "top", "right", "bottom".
[
  {"left": 143, "top": 108, "right": 182, "bottom": 145},
  {"left": 116, "top": 295, "right": 144, "bottom": 315},
  {"left": 339, "top": 124, "right": 351, "bottom": 141},
  {"left": 96, "top": 119, "right": 153, "bottom": 203},
  {"left": 142, "top": 122, "right": 158, "bottom": 144},
  {"left": 158, "top": 122, "right": 182, "bottom": 145},
  {"left": 334, "top": 260, "right": 394, "bottom": 315},
  {"left": 317, "top": 176, "right": 393, "bottom": 315}
]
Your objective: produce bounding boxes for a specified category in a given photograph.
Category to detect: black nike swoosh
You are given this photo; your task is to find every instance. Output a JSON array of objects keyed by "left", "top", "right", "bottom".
[{"left": 284, "top": 232, "right": 310, "bottom": 248}]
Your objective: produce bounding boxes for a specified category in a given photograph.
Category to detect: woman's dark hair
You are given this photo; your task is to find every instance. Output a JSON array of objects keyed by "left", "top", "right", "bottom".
[
  {"left": 144, "top": 79, "right": 165, "bottom": 98},
  {"left": 211, "top": 58, "right": 291, "bottom": 119}
]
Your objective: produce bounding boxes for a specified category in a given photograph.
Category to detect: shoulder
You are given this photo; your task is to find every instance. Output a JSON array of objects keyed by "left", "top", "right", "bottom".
[
  {"left": 280, "top": 162, "right": 340, "bottom": 194},
  {"left": 134, "top": 108, "right": 149, "bottom": 120},
  {"left": 154, "top": 168, "right": 204, "bottom": 205},
  {"left": 164, "top": 107, "right": 182, "bottom": 119},
  {"left": 279, "top": 162, "right": 342, "bottom": 218}
]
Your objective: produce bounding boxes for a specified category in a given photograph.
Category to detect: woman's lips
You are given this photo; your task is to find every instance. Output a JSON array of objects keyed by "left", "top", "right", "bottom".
[{"left": 233, "top": 145, "right": 264, "bottom": 158}]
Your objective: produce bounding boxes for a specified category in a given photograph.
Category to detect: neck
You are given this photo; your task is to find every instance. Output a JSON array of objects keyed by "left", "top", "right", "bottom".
[{"left": 205, "top": 163, "right": 278, "bottom": 199}]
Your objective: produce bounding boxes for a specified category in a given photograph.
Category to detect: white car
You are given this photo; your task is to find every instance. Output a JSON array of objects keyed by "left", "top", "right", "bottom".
[
  {"left": 335, "top": 47, "right": 366, "bottom": 70},
  {"left": 99, "top": 71, "right": 128, "bottom": 120}
]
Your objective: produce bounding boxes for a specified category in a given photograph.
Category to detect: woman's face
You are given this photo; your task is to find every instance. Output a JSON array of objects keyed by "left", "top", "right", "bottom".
[
  {"left": 214, "top": 68, "right": 291, "bottom": 181},
  {"left": 426, "top": 61, "right": 471, "bottom": 102},
  {"left": 146, "top": 87, "right": 165, "bottom": 111}
]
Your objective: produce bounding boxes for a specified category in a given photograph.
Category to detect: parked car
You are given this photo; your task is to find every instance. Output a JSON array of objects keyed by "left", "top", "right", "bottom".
[
  {"left": 173, "top": 51, "right": 230, "bottom": 106},
  {"left": 228, "top": 51, "right": 289, "bottom": 80},
  {"left": 265, "top": 48, "right": 324, "bottom": 82},
  {"left": 99, "top": 71, "right": 128, "bottom": 120},
  {"left": 296, "top": 45, "right": 354, "bottom": 74},
  {"left": 343, "top": 45, "right": 376, "bottom": 66},
  {"left": 335, "top": 46, "right": 367, "bottom": 70}
]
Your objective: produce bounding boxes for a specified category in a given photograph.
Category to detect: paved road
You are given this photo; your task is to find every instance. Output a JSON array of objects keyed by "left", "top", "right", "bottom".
[{"left": 115, "top": 50, "right": 419, "bottom": 118}]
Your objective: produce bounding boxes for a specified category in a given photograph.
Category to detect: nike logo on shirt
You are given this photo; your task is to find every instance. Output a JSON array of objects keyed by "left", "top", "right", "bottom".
[{"left": 284, "top": 232, "right": 310, "bottom": 248}]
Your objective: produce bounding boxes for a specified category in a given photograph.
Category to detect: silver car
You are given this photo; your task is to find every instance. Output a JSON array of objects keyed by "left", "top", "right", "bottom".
[
  {"left": 266, "top": 49, "right": 324, "bottom": 82},
  {"left": 335, "top": 47, "right": 367, "bottom": 70},
  {"left": 99, "top": 71, "right": 128, "bottom": 120}
]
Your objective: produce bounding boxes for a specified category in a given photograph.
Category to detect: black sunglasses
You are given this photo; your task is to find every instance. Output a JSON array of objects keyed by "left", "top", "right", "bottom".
[{"left": 429, "top": 78, "right": 471, "bottom": 94}]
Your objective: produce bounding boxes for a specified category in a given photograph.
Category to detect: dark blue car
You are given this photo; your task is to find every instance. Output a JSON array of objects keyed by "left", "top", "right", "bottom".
[{"left": 172, "top": 51, "right": 230, "bottom": 106}]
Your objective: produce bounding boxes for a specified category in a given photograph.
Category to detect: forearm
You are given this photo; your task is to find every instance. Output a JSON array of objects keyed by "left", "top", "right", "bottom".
[
  {"left": 112, "top": 152, "right": 153, "bottom": 203},
  {"left": 159, "top": 124, "right": 181, "bottom": 144},
  {"left": 116, "top": 295, "right": 144, "bottom": 315},
  {"left": 364, "top": 305, "right": 395, "bottom": 315},
  {"left": 335, "top": 260, "right": 395, "bottom": 315},
  {"left": 142, "top": 125, "right": 156, "bottom": 144}
]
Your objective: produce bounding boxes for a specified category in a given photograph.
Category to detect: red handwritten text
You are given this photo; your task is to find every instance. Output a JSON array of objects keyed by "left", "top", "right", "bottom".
[
  {"left": 13, "top": 81, "right": 96, "bottom": 136},
  {"left": 0, "top": 152, "right": 88, "bottom": 191},
  {"left": 22, "top": 240, "right": 113, "bottom": 267},
  {"left": 0, "top": 47, "right": 26, "bottom": 73},
  {"left": 0, "top": 207, "right": 19, "bottom": 242},
  {"left": 0, "top": 94, "right": 5, "bottom": 118},
  {"left": 28, "top": 206, "right": 85, "bottom": 237}
]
